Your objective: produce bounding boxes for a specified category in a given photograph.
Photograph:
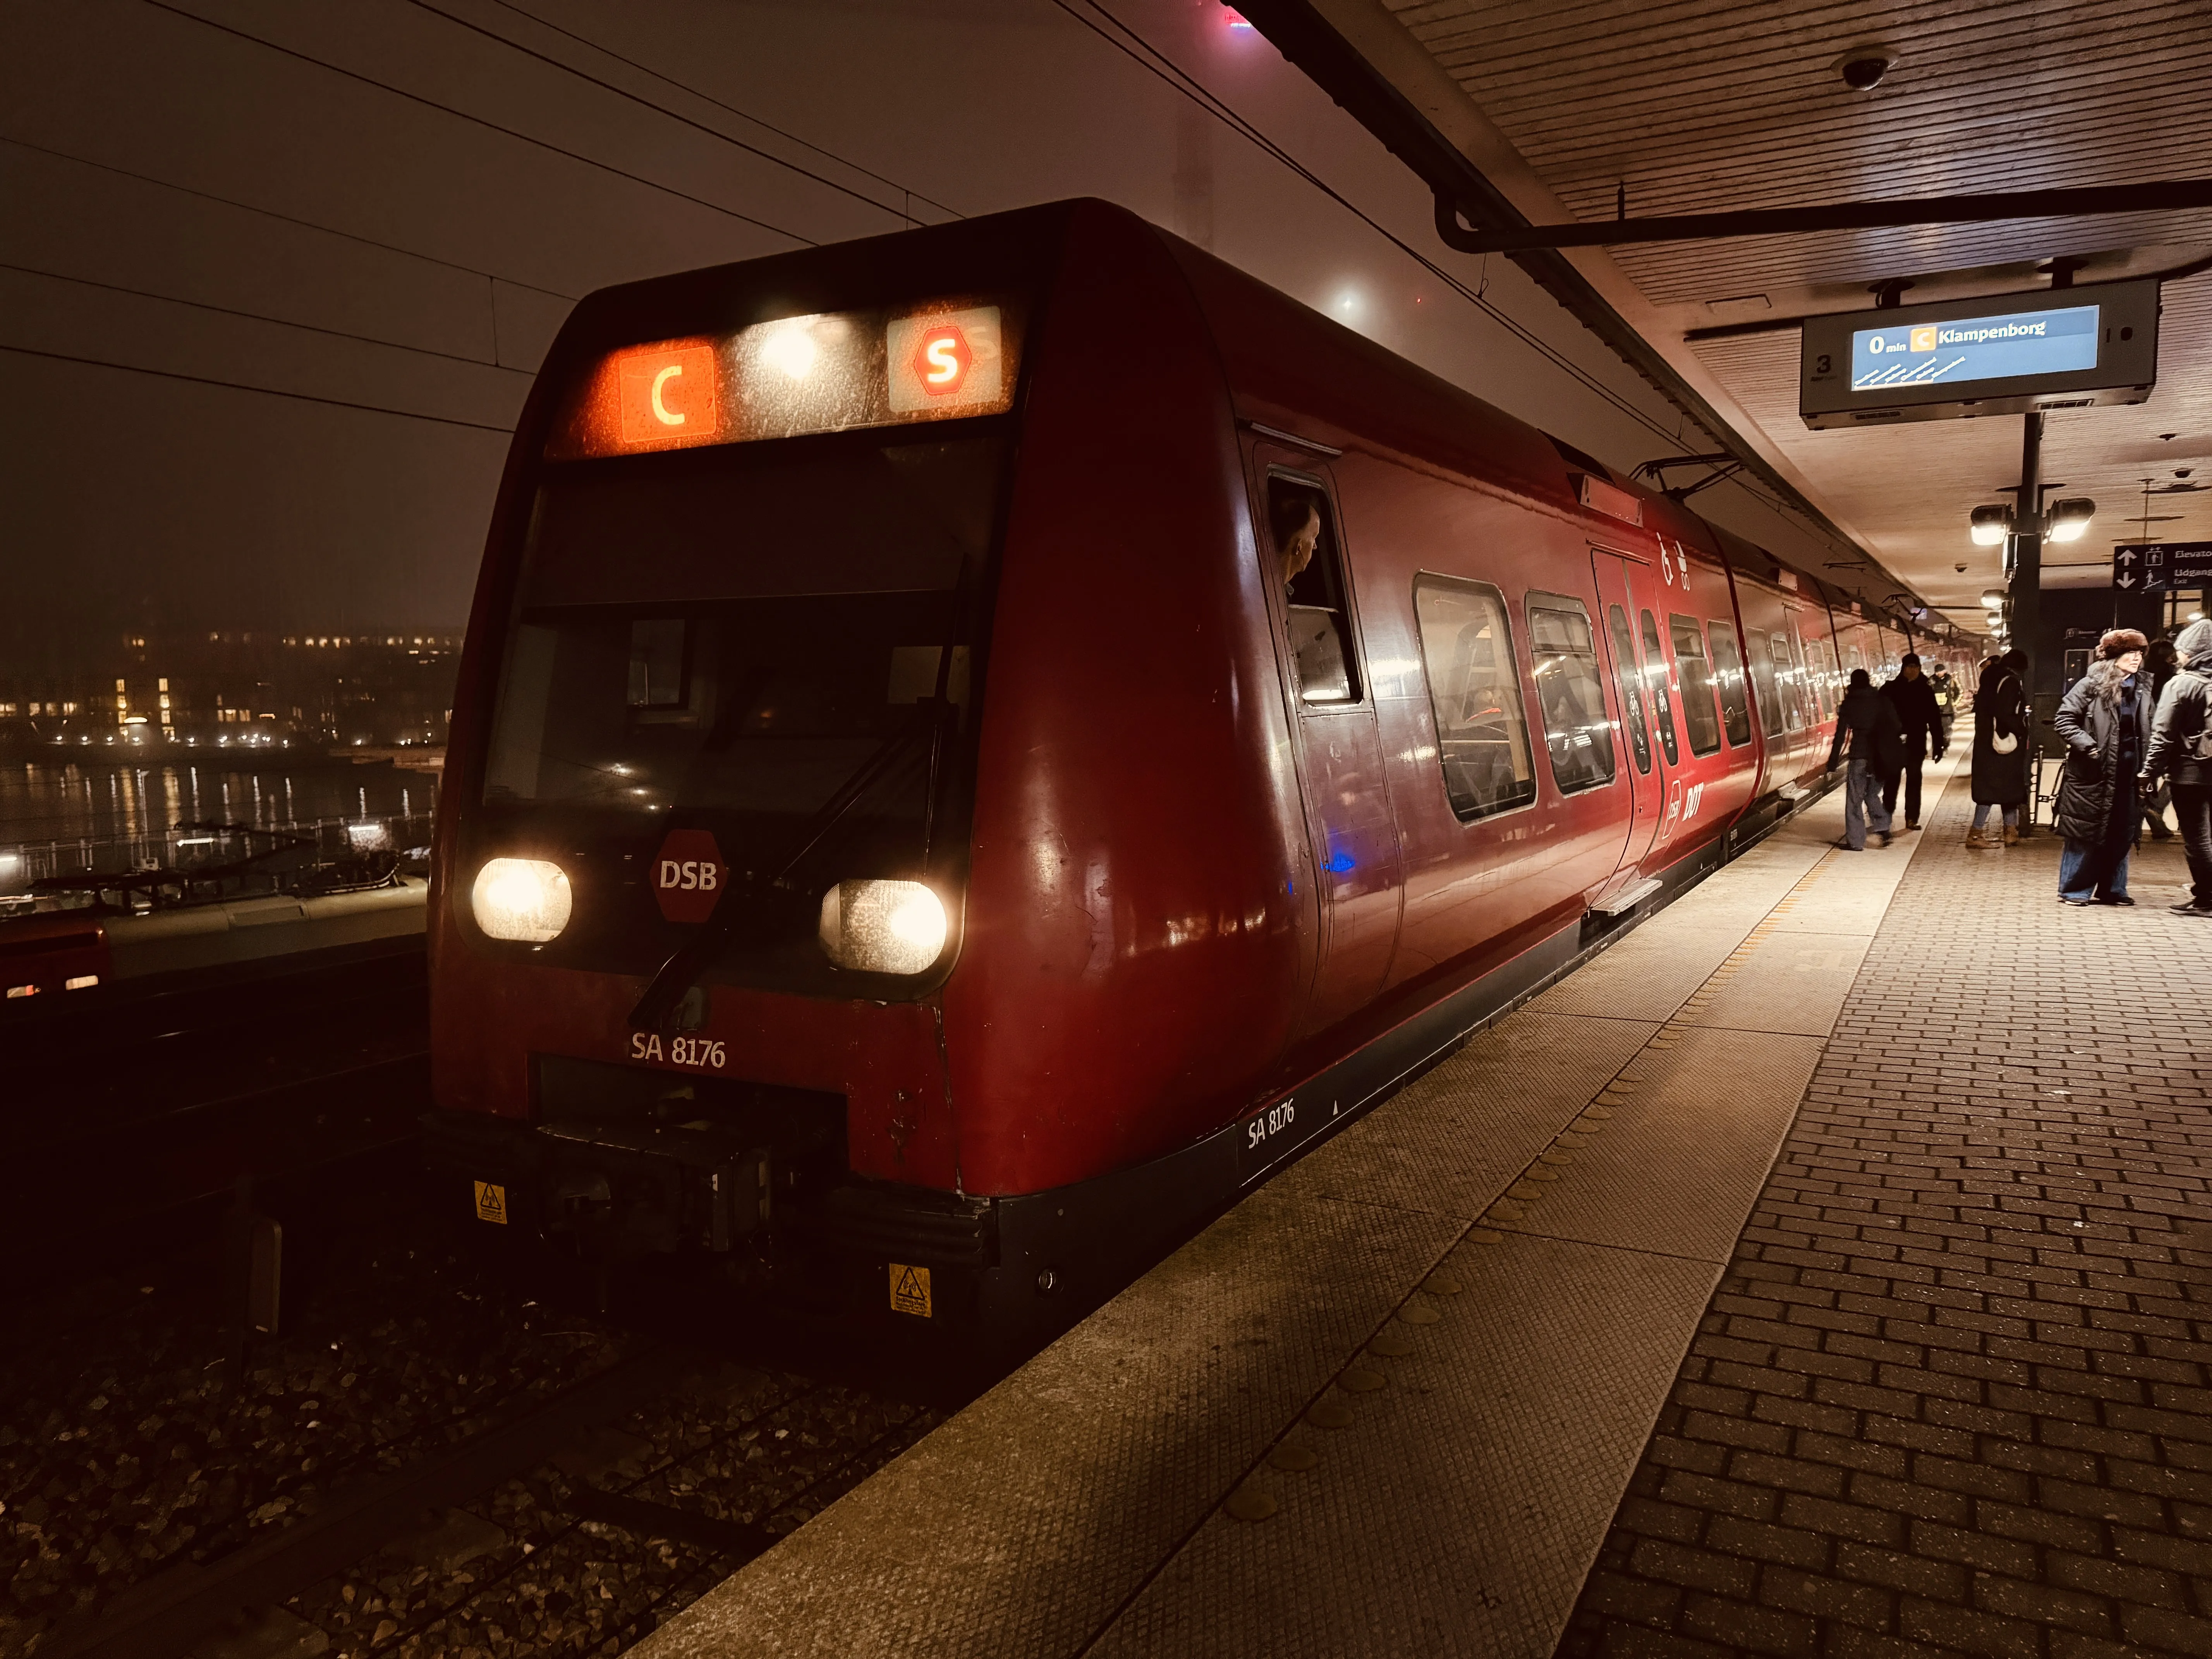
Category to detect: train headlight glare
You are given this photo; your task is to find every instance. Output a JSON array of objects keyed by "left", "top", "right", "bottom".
[
  {"left": 818, "top": 879, "right": 946, "bottom": 974},
  {"left": 472, "top": 857, "right": 572, "bottom": 942}
]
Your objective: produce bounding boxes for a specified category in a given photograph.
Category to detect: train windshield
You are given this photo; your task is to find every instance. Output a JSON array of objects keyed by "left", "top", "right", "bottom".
[{"left": 475, "top": 429, "right": 1005, "bottom": 989}]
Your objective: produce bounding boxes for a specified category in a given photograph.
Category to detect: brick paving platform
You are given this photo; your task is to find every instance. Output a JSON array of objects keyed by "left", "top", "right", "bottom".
[{"left": 1558, "top": 772, "right": 2212, "bottom": 1659}]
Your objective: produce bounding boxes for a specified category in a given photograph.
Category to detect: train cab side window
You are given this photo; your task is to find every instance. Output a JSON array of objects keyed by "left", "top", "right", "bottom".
[
  {"left": 1607, "top": 605, "right": 1651, "bottom": 774},
  {"left": 1760, "top": 634, "right": 1793, "bottom": 735},
  {"left": 1638, "top": 608, "right": 1680, "bottom": 766},
  {"left": 1707, "top": 620, "right": 1754, "bottom": 748},
  {"left": 1266, "top": 478, "right": 1360, "bottom": 706},
  {"left": 1668, "top": 615, "right": 1723, "bottom": 756},
  {"left": 1412, "top": 575, "right": 1537, "bottom": 820},
  {"left": 1526, "top": 593, "right": 1616, "bottom": 793}
]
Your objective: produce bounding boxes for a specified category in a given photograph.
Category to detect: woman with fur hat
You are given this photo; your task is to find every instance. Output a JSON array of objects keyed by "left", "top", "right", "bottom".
[{"left": 2051, "top": 629, "right": 2154, "bottom": 905}]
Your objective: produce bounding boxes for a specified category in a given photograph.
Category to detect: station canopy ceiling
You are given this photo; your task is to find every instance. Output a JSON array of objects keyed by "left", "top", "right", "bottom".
[{"left": 1291, "top": 0, "right": 2212, "bottom": 625}]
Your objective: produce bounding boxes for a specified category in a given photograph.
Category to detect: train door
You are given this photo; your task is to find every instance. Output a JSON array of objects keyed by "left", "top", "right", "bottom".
[
  {"left": 1256, "top": 464, "right": 1403, "bottom": 1040},
  {"left": 1592, "top": 550, "right": 1666, "bottom": 871}
]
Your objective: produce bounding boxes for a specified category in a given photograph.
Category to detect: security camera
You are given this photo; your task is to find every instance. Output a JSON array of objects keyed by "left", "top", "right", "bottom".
[{"left": 1840, "top": 53, "right": 1890, "bottom": 90}]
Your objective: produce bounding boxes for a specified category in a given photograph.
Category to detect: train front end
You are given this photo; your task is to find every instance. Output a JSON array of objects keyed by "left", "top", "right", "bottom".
[
  {"left": 427, "top": 220, "right": 1047, "bottom": 1329},
  {"left": 430, "top": 201, "right": 1310, "bottom": 1343}
]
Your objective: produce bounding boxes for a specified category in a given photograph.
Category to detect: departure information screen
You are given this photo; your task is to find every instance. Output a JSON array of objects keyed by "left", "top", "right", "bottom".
[
  {"left": 1850, "top": 304, "right": 2099, "bottom": 393},
  {"left": 1799, "top": 278, "right": 2158, "bottom": 429}
]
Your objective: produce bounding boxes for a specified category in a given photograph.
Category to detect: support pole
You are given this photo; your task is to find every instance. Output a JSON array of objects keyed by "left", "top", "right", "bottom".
[{"left": 2008, "top": 413, "right": 2044, "bottom": 829}]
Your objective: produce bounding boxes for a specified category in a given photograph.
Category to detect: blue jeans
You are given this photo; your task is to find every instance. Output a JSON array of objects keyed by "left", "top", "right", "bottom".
[
  {"left": 2059, "top": 777, "right": 2137, "bottom": 901},
  {"left": 1843, "top": 757, "right": 1891, "bottom": 849},
  {"left": 1972, "top": 803, "right": 2019, "bottom": 830}
]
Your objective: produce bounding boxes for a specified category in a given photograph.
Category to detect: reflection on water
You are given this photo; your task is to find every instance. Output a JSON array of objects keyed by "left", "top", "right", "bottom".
[{"left": 0, "top": 760, "right": 440, "bottom": 847}]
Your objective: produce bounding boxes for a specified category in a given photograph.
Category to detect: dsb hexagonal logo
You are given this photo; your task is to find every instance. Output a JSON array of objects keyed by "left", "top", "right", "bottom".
[{"left": 652, "top": 828, "right": 726, "bottom": 924}]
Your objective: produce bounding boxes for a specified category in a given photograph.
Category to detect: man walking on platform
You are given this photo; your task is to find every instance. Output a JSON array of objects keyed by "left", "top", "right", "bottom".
[
  {"left": 1829, "top": 668, "right": 1905, "bottom": 850},
  {"left": 2141, "top": 618, "right": 2212, "bottom": 916},
  {"left": 1880, "top": 653, "right": 1943, "bottom": 830}
]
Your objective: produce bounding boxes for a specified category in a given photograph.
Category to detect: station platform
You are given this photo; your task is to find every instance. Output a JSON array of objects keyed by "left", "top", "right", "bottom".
[{"left": 638, "top": 759, "right": 2212, "bottom": 1659}]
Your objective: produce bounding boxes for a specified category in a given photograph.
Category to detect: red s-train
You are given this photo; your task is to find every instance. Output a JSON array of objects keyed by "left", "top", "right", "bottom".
[{"left": 427, "top": 199, "right": 1943, "bottom": 1336}]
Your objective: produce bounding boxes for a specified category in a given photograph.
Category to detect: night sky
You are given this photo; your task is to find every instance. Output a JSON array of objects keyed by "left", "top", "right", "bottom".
[{"left": 0, "top": 0, "right": 1836, "bottom": 672}]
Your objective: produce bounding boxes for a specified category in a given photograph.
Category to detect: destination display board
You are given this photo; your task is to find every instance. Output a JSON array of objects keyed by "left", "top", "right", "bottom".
[
  {"left": 2112, "top": 541, "right": 2212, "bottom": 593},
  {"left": 1800, "top": 280, "right": 2159, "bottom": 429}
]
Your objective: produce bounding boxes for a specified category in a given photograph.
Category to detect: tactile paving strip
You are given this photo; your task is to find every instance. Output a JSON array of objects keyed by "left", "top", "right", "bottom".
[
  {"left": 635, "top": 1185, "right": 1465, "bottom": 1659},
  {"left": 1088, "top": 1232, "right": 1719, "bottom": 1658},
  {"left": 638, "top": 772, "right": 1956, "bottom": 1659}
]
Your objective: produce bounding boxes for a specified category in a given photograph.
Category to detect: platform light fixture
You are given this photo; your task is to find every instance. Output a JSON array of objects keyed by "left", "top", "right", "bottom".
[
  {"left": 2046, "top": 497, "right": 2097, "bottom": 543},
  {"left": 1969, "top": 505, "right": 2013, "bottom": 546}
]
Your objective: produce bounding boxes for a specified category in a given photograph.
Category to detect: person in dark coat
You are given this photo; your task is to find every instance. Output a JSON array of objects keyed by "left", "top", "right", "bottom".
[
  {"left": 2140, "top": 636, "right": 2181, "bottom": 841},
  {"left": 2140, "top": 617, "right": 2212, "bottom": 915},
  {"left": 1879, "top": 653, "right": 1944, "bottom": 830},
  {"left": 1928, "top": 663, "right": 1961, "bottom": 752},
  {"left": 1967, "top": 648, "right": 2029, "bottom": 847},
  {"left": 2052, "top": 629, "right": 2153, "bottom": 905},
  {"left": 1827, "top": 667, "right": 1905, "bottom": 850}
]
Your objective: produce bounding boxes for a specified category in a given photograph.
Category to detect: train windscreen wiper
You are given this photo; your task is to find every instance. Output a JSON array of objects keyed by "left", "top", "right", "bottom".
[{"left": 625, "top": 700, "right": 946, "bottom": 1032}]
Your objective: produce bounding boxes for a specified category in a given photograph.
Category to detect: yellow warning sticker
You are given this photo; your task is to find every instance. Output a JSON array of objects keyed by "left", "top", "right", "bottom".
[
  {"left": 889, "top": 1262, "right": 933, "bottom": 1318},
  {"left": 473, "top": 1180, "right": 508, "bottom": 1225}
]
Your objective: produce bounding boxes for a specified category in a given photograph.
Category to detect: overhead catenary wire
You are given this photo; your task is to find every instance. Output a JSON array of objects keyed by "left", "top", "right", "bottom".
[
  {"left": 0, "top": 135, "right": 579, "bottom": 303},
  {"left": 415, "top": 0, "right": 962, "bottom": 226},
  {"left": 0, "top": 343, "right": 517, "bottom": 434},
  {"left": 483, "top": 0, "right": 962, "bottom": 223},
  {"left": 137, "top": 0, "right": 816, "bottom": 250},
  {"left": 0, "top": 261, "right": 537, "bottom": 374}
]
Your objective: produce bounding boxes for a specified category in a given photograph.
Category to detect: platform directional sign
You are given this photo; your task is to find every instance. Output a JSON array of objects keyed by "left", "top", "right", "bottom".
[{"left": 2113, "top": 542, "right": 2212, "bottom": 592}]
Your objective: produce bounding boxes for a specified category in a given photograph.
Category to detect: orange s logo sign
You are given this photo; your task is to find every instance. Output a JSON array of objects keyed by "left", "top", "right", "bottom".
[{"left": 911, "top": 326, "right": 972, "bottom": 397}]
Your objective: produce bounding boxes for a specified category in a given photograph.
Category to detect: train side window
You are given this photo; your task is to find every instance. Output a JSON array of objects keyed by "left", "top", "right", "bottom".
[
  {"left": 1526, "top": 592, "right": 1615, "bottom": 793},
  {"left": 1607, "top": 605, "right": 1651, "bottom": 774},
  {"left": 1266, "top": 476, "right": 1360, "bottom": 706},
  {"left": 1638, "top": 608, "right": 1680, "bottom": 766},
  {"left": 1668, "top": 614, "right": 1723, "bottom": 755},
  {"left": 1761, "top": 634, "right": 1794, "bottom": 734},
  {"left": 1412, "top": 575, "right": 1537, "bottom": 820},
  {"left": 1707, "top": 620, "right": 1754, "bottom": 748}
]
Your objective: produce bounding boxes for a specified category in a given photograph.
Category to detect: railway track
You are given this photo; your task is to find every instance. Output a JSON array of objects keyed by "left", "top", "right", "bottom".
[{"left": 3, "top": 1115, "right": 950, "bottom": 1659}]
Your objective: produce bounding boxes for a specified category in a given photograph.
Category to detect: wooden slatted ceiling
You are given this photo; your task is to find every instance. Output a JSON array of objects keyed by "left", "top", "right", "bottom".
[
  {"left": 1386, "top": 0, "right": 2212, "bottom": 307},
  {"left": 1379, "top": 0, "right": 2212, "bottom": 616}
]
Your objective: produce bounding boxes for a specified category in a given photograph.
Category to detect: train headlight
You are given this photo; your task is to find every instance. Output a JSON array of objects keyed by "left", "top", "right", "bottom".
[
  {"left": 471, "top": 857, "right": 573, "bottom": 942},
  {"left": 817, "top": 879, "right": 946, "bottom": 975}
]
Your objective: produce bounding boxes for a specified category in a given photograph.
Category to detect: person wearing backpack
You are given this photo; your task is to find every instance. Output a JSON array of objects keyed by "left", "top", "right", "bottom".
[
  {"left": 2141, "top": 617, "right": 2212, "bottom": 916},
  {"left": 1827, "top": 667, "right": 1906, "bottom": 850},
  {"left": 2052, "top": 629, "right": 2154, "bottom": 906}
]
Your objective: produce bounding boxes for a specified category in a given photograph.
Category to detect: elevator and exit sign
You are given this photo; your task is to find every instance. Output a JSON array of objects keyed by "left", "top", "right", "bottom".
[{"left": 2112, "top": 543, "right": 2212, "bottom": 591}]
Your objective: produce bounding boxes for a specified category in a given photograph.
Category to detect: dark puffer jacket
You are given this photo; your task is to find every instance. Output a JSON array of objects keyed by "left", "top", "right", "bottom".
[
  {"left": 2144, "top": 642, "right": 2212, "bottom": 790},
  {"left": 1971, "top": 663, "right": 2028, "bottom": 805},
  {"left": 2052, "top": 662, "right": 2155, "bottom": 842},
  {"left": 1827, "top": 684, "right": 1905, "bottom": 769}
]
